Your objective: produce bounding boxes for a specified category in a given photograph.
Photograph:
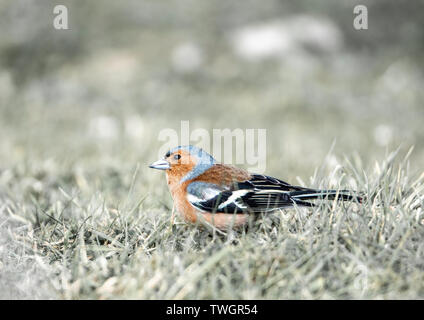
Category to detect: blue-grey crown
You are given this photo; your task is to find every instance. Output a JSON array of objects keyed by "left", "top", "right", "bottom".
[{"left": 170, "top": 145, "right": 216, "bottom": 183}]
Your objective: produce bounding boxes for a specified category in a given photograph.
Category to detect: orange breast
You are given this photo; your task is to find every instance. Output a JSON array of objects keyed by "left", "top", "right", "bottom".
[
  {"left": 166, "top": 164, "right": 252, "bottom": 229},
  {"left": 170, "top": 182, "right": 198, "bottom": 223}
]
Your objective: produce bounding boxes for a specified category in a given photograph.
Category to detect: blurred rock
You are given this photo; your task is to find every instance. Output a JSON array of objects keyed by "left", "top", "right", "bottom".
[
  {"left": 230, "top": 21, "right": 292, "bottom": 61},
  {"left": 286, "top": 15, "right": 343, "bottom": 53},
  {"left": 171, "top": 42, "right": 204, "bottom": 74},
  {"left": 87, "top": 50, "right": 139, "bottom": 89},
  {"left": 230, "top": 15, "right": 343, "bottom": 62},
  {"left": 373, "top": 58, "right": 423, "bottom": 110},
  {"left": 373, "top": 124, "right": 393, "bottom": 147},
  {"left": 88, "top": 116, "right": 119, "bottom": 141},
  {"left": 125, "top": 115, "right": 144, "bottom": 140}
]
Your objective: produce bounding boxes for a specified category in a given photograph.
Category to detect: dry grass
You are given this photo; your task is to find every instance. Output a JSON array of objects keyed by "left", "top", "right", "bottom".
[{"left": 1, "top": 0, "right": 424, "bottom": 299}]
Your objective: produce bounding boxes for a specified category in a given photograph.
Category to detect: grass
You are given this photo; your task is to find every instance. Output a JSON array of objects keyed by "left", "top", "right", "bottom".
[
  {"left": 2, "top": 147, "right": 424, "bottom": 299},
  {"left": 1, "top": 0, "right": 424, "bottom": 300}
]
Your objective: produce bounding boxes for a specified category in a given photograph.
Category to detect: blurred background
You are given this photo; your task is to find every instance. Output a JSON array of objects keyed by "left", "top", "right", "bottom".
[
  {"left": 1, "top": 0, "right": 424, "bottom": 300},
  {"left": 0, "top": 0, "right": 423, "bottom": 197}
]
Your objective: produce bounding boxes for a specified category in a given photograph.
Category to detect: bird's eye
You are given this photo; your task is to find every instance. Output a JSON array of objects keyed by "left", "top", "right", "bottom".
[
  {"left": 165, "top": 151, "right": 171, "bottom": 158},
  {"left": 174, "top": 154, "right": 181, "bottom": 160}
]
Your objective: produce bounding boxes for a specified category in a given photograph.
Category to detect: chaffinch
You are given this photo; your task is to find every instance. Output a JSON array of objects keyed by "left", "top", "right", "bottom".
[{"left": 149, "top": 145, "right": 361, "bottom": 229}]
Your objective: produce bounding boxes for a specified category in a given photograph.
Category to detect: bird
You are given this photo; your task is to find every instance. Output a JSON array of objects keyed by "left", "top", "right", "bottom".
[{"left": 149, "top": 145, "right": 362, "bottom": 229}]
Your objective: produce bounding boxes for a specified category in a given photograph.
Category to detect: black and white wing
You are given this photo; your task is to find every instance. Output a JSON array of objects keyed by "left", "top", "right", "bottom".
[
  {"left": 233, "top": 174, "right": 315, "bottom": 212},
  {"left": 186, "top": 181, "right": 249, "bottom": 214},
  {"left": 186, "top": 174, "right": 314, "bottom": 214}
]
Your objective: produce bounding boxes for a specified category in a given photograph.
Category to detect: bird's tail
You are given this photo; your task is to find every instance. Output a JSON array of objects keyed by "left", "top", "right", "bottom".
[{"left": 289, "top": 189, "right": 363, "bottom": 207}]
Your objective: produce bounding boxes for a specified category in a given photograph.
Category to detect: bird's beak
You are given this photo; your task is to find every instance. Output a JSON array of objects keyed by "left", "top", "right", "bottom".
[{"left": 149, "top": 159, "right": 170, "bottom": 170}]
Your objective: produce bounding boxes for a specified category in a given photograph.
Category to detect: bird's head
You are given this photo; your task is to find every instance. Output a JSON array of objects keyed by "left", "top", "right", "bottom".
[{"left": 149, "top": 145, "right": 216, "bottom": 183}]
